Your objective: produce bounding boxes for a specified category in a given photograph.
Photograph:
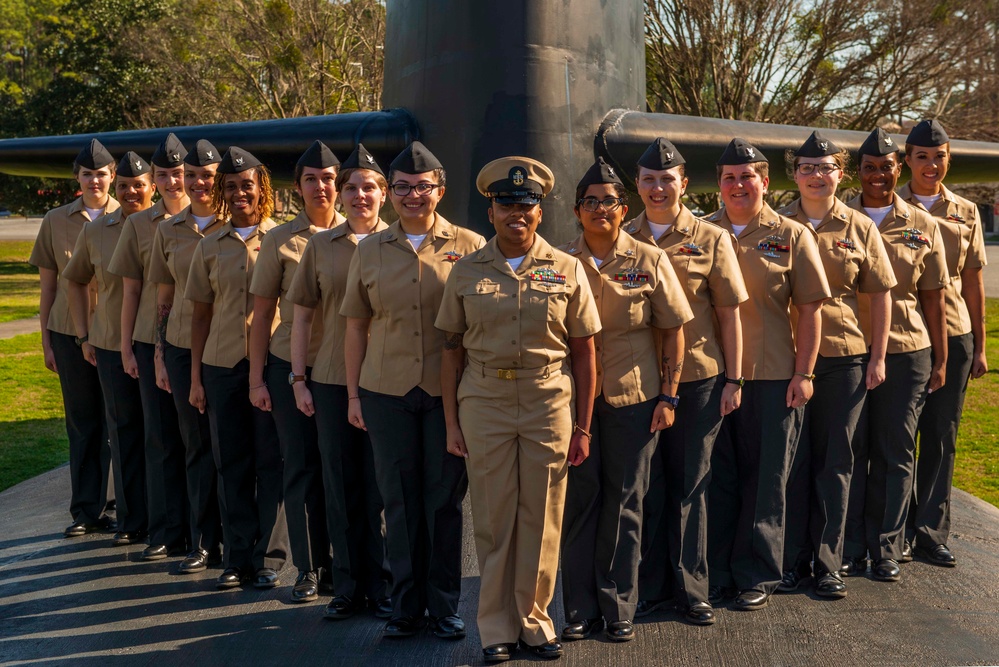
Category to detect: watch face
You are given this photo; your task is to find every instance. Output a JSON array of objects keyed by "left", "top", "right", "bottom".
[{"left": 288, "top": 372, "right": 297, "bottom": 385}]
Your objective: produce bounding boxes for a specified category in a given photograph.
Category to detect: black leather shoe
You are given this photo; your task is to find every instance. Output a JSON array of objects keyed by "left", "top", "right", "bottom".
[
  {"left": 64, "top": 520, "right": 102, "bottom": 537},
  {"left": 840, "top": 555, "right": 868, "bottom": 577},
  {"left": 217, "top": 567, "right": 247, "bottom": 589},
  {"left": 635, "top": 599, "right": 670, "bottom": 618},
  {"left": 684, "top": 602, "right": 716, "bottom": 626},
  {"left": 292, "top": 570, "right": 319, "bottom": 602},
  {"left": 733, "top": 589, "right": 769, "bottom": 611},
  {"left": 776, "top": 567, "right": 811, "bottom": 592},
  {"left": 872, "top": 558, "right": 901, "bottom": 582},
  {"left": 179, "top": 549, "right": 209, "bottom": 574},
  {"left": 900, "top": 540, "right": 914, "bottom": 563},
  {"left": 483, "top": 643, "right": 517, "bottom": 663},
  {"left": 917, "top": 544, "right": 956, "bottom": 567},
  {"left": 561, "top": 617, "right": 603, "bottom": 641},
  {"left": 318, "top": 568, "right": 334, "bottom": 595},
  {"left": 383, "top": 616, "right": 426, "bottom": 638},
  {"left": 324, "top": 594, "right": 359, "bottom": 620},
  {"left": 524, "top": 640, "right": 563, "bottom": 659},
  {"left": 112, "top": 530, "right": 146, "bottom": 546},
  {"left": 371, "top": 597, "right": 393, "bottom": 619},
  {"left": 253, "top": 568, "right": 279, "bottom": 588},
  {"left": 141, "top": 544, "right": 169, "bottom": 561},
  {"left": 815, "top": 572, "right": 847, "bottom": 598},
  {"left": 605, "top": 620, "right": 635, "bottom": 642},
  {"left": 708, "top": 585, "right": 737, "bottom": 605},
  {"left": 103, "top": 517, "right": 118, "bottom": 533},
  {"left": 429, "top": 614, "right": 466, "bottom": 639}
]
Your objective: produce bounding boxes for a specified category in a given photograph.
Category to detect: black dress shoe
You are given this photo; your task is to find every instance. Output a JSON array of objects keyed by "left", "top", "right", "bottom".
[
  {"left": 815, "top": 572, "right": 847, "bottom": 598},
  {"left": 371, "top": 596, "right": 393, "bottom": 619},
  {"left": 141, "top": 544, "right": 169, "bottom": 561},
  {"left": 524, "top": 640, "right": 563, "bottom": 660},
  {"left": 253, "top": 568, "right": 280, "bottom": 588},
  {"left": 103, "top": 517, "right": 118, "bottom": 533},
  {"left": 684, "top": 602, "right": 716, "bottom": 626},
  {"left": 292, "top": 570, "right": 319, "bottom": 602},
  {"left": 733, "top": 589, "right": 769, "bottom": 611},
  {"left": 708, "top": 585, "right": 737, "bottom": 605},
  {"left": 776, "top": 567, "right": 811, "bottom": 592},
  {"left": 318, "top": 568, "right": 334, "bottom": 595},
  {"left": 900, "top": 540, "right": 914, "bottom": 563},
  {"left": 179, "top": 549, "right": 209, "bottom": 574},
  {"left": 429, "top": 614, "right": 466, "bottom": 639},
  {"left": 840, "top": 555, "right": 868, "bottom": 577},
  {"left": 64, "top": 520, "right": 102, "bottom": 537},
  {"left": 112, "top": 530, "right": 147, "bottom": 546},
  {"left": 635, "top": 599, "right": 669, "bottom": 618},
  {"left": 217, "top": 567, "right": 247, "bottom": 589},
  {"left": 916, "top": 543, "right": 956, "bottom": 567},
  {"left": 483, "top": 643, "right": 517, "bottom": 663},
  {"left": 561, "top": 617, "right": 603, "bottom": 641},
  {"left": 383, "top": 616, "right": 426, "bottom": 638},
  {"left": 324, "top": 594, "right": 360, "bottom": 620},
  {"left": 605, "top": 620, "right": 635, "bottom": 642},
  {"left": 872, "top": 558, "right": 901, "bottom": 582}
]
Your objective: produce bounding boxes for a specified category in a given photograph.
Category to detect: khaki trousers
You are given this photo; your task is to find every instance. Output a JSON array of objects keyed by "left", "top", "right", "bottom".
[{"left": 459, "top": 364, "right": 572, "bottom": 647}]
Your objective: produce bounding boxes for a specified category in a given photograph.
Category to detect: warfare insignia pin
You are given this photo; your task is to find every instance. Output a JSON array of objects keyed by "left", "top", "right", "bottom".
[
  {"left": 836, "top": 238, "right": 856, "bottom": 251},
  {"left": 443, "top": 251, "right": 462, "bottom": 262},
  {"left": 529, "top": 267, "right": 566, "bottom": 284},
  {"left": 902, "top": 228, "right": 930, "bottom": 248},
  {"left": 678, "top": 243, "right": 703, "bottom": 256},
  {"left": 946, "top": 213, "right": 966, "bottom": 223}
]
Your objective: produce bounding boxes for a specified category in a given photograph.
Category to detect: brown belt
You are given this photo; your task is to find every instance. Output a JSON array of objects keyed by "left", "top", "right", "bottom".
[{"left": 467, "top": 360, "right": 561, "bottom": 380}]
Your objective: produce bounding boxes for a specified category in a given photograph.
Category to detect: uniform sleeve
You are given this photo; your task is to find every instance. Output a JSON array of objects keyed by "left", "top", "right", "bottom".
[
  {"left": 434, "top": 266, "right": 467, "bottom": 334},
  {"left": 565, "top": 259, "right": 602, "bottom": 338},
  {"left": 147, "top": 224, "right": 174, "bottom": 285},
  {"left": 286, "top": 237, "right": 322, "bottom": 308},
  {"left": 707, "top": 230, "right": 748, "bottom": 307},
  {"left": 249, "top": 230, "right": 284, "bottom": 298},
  {"left": 107, "top": 217, "right": 145, "bottom": 280},
  {"left": 964, "top": 205, "right": 987, "bottom": 270},
  {"left": 917, "top": 224, "right": 950, "bottom": 291},
  {"left": 649, "top": 249, "right": 693, "bottom": 330},
  {"left": 28, "top": 212, "right": 58, "bottom": 271},
  {"left": 184, "top": 239, "right": 215, "bottom": 304},
  {"left": 790, "top": 227, "right": 832, "bottom": 305},
  {"left": 62, "top": 225, "right": 95, "bottom": 285},
  {"left": 338, "top": 246, "right": 373, "bottom": 318},
  {"left": 858, "top": 221, "right": 898, "bottom": 293}
]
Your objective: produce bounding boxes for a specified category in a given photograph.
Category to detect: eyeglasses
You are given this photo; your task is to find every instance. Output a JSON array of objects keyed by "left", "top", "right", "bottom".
[
  {"left": 577, "top": 197, "right": 625, "bottom": 212},
  {"left": 390, "top": 182, "right": 441, "bottom": 197},
  {"left": 796, "top": 163, "right": 840, "bottom": 176}
]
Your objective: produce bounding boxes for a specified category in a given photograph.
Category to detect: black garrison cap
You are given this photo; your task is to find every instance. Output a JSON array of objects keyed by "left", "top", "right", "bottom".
[
  {"left": 795, "top": 130, "right": 842, "bottom": 157},
  {"left": 637, "top": 137, "right": 686, "bottom": 171},
  {"left": 117, "top": 152, "right": 152, "bottom": 178},
  {"left": 150, "top": 133, "right": 187, "bottom": 169},
  {"left": 74, "top": 139, "right": 115, "bottom": 170},
  {"left": 184, "top": 139, "right": 223, "bottom": 167},
  {"left": 297, "top": 140, "right": 341, "bottom": 170},
  {"left": 390, "top": 141, "right": 444, "bottom": 174},
  {"left": 717, "top": 138, "right": 767, "bottom": 165},
  {"left": 905, "top": 119, "right": 950, "bottom": 147},
  {"left": 857, "top": 127, "right": 900, "bottom": 159},
  {"left": 576, "top": 157, "right": 624, "bottom": 192},
  {"left": 341, "top": 143, "right": 384, "bottom": 176},
  {"left": 218, "top": 146, "right": 264, "bottom": 174}
]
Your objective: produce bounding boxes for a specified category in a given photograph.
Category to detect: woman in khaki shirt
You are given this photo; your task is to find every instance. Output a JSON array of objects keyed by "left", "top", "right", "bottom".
[
  {"left": 776, "top": 132, "right": 896, "bottom": 598},
  {"left": 558, "top": 159, "right": 692, "bottom": 644},
  {"left": 147, "top": 139, "right": 224, "bottom": 574},
  {"left": 64, "top": 153, "right": 156, "bottom": 546},
  {"left": 840, "top": 127, "right": 948, "bottom": 583},
  {"left": 287, "top": 149, "right": 391, "bottom": 620},
  {"left": 341, "top": 142, "right": 485, "bottom": 640},
  {"left": 29, "top": 139, "right": 119, "bottom": 537},
  {"left": 898, "top": 120, "right": 987, "bottom": 568},
  {"left": 185, "top": 147, "right": 288, "bottom": 590}
]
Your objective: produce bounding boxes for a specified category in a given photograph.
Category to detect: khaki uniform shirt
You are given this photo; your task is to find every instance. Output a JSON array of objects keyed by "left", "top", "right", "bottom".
[
  {"left": 286, "top": 219, "right": 390, "bottom": 385},
  {"left": 846, "top": 194, "right": 949, "bottom": 354},
  {"left": 107, "top": 199, "right": 171, "bottom": 345},
  {"left": 61, "top": 209, "right": 128, "bottom": 351},
  {"left": 340, "top": 214, "right": 486, "bottom": 397},
  {"left": 436, "top": 234, "right": 602, "bottom": 371},
  {"left": 559, "top": 231, "right": 693, "bottom": 407},
  {"left": 626, "top": 208, "right": 749, "bottom": 382},
  {"left": 148, "top": 207, "right": 223, "bottom": 349},
  {"left": 705, "top": 204, "right": 831, "bottom": 381},
  {"left": 29, "top": 197, "right": 120, "bottom": 337},
  {"left": 185, "top": 219, "right": 278, "bottom": 368},
  {"left": 778, "top": 198, "right": 897, "bottom": 358},
  {"left": 897, "top": 183, "right": 987, "bottom": 337}
]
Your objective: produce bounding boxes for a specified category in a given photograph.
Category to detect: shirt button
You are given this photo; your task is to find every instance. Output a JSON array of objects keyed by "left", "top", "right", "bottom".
[
  {"left": 412, "top": 305, "right": 418, "bottom": 310},
  {"left": 412, "top": 278, "right": 417, "bottom": 283},
  {"left": 240, "top": 265, "right": 245, "bottom": 270},
  {"left": 414, "top": 331, "right": 419, "bottom": 336},
  {"left": 415, "top": 358, "right": 420, "bottom": 362},
  {"left": 511, "top": 340, "right": 516, "bottom": 345},
  {"left": 512, "top": 315, "right": 517, "bottom": 320},
  {"left": 239, "top": 288, "right": 244, "bottom": 293}
]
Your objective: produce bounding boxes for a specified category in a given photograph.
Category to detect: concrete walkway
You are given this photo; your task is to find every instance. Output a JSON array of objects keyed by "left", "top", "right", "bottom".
[
  {"left": 0, "top": 316, "right": 39, "bottom": 339},
  {"left": 1, "top": 465, "right": 998, "bottom": 666}
]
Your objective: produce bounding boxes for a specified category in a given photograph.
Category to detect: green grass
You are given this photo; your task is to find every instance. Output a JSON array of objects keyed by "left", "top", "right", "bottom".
[{"left": 0, "top": 240, "right": 41, "bottom": 324}]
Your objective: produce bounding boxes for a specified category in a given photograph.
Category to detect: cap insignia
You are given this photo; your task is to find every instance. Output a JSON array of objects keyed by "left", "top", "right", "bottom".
[
  {"left": 366, "top": 154, "right": 375, "bottom": 164},
  {"left": 885, "top": 136, "right": 893, "bottom": 146},
  {"left": 206, "top": 151, "right": 214, "bottom": 159},
  {"left": 234, "top": 156, "right": 244, "bottom": 166},
  {"left": 746, "top": 148, "right": 756, "bottom": 159},
  {"left": 512, "top": 168, "right": 525, "bottom": 186}
]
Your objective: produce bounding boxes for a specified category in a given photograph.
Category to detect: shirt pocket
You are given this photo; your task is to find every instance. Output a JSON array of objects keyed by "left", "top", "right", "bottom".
[
  {"left": 463, "top": 280, "right": 503, "bottom": 323},
  {"left": 528, "top": 281, "right": 568, "bottom": 321},
  {"left": 824, "top": 243, "right": 860, "bottom": 293}
]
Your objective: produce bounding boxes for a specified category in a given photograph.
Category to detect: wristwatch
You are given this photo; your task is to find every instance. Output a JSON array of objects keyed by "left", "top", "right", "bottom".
[
  {"left": 288, "top": 372, "right": 307, "bottom": 385},
  {"left": 725, "top": 376, "right": 745, "bottom": 387},
  {"left": 657, "top": 393, "right": 680, "bottom": 409},
  {"left": 74, "top": 334, "right": 89, "bottom": 347}
]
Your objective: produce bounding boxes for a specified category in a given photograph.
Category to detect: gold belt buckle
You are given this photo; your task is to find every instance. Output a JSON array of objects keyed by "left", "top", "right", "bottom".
[{"left": 497, "top": 368, "right": 517, "bottom": 380}]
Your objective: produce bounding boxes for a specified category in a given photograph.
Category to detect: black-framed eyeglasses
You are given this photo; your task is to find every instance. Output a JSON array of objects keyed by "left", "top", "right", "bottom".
[
  {"left": 796, "top": 163, "right": 840, "bottom": 176},
  {"left": 390, "top": 182, "right": 441, "bottom": 197},
  {"left": 577, "top": 197, "right": 625, "bottom": 212}
]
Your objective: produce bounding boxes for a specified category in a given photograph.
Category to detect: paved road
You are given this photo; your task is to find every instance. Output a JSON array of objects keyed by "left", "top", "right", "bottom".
[
  {"left": 1, "top": 465, "right": 998, "bottom": 666},
  {"left": 0, "top": 217, "right": 42, "bottom": 241}
]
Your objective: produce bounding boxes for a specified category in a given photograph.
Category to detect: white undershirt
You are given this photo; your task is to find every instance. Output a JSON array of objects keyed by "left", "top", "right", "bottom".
[
  {"left": 914, "top": 193, "right": 942, "bottom": 209},
  {"left": 192, "top": 214, "right": 214, "bottom": 232},
  {"left": 354, "top": 233, "right": 369, "bottom": 241},
  {"left": 506, "top": 255, "right": 526, "bottom": 271},
  {"left": 233, "top": 225, "right": 257, "bottom": 240},
  {"left": 406, "top": 233, "right": 427, "bottom": 251},
  {"left": 84, "top": 206, "right": 104, "bottom": 221},
  {"left": 864, "top": 205, "right": 894, "bottom": 227},
  {"left": 731, "top": 224, "right": 748, "bottom": 237},
  {"left": 806, "top": 217, "right": 822, "bottom": 228},
  {"left": 647, "top": 221, "right": 672, "bottom": 241},
  {"left": 591, "top": 256, "right": 604, "bottom": 268}
]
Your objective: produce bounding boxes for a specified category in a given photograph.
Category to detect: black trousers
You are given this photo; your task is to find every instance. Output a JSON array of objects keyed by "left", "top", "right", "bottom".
[
  {"left": 910, "top": 333, "right": 973, "bottom": 549},
  {"left": 708, "top": 380, "right": 803, "bottom": 594},
  {"left": 360, "top": 386, "right": 467, "bottom": 619},
  {"left": 313, "top": 382, "right": 389, "bottom": 601},
  {"left": 50, "top": 331, "right": 111, "bottom": 525},
  {"left": 134, "top": 341, "right": 188, "bottom": 550},
  {"left": 203, "top": 360, "right": 288, "bottom": 572},
  {"left": 561, "top": 395, "right": 658, "bottom": 623},
  {"left": 783, "top": 354, "right": 866, "bottom": 576},
  {"left": 266, "top": 354, "right": 329, "bottom": 573},
  {"left": 94, "top": 346, "right": 146, "bottom": 533},
  {"left": 849, "top": 349, "right": 931, "bottom": 561},
  {"left": 164, "top": 343, "right": 221, "bottom": 553}
]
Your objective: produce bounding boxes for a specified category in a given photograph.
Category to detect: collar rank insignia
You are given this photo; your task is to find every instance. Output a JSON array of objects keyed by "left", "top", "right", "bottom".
[
  {"left": 836, "top": 238, "right": 856, "bottom": 251},
  {"left": 678, "top": 243, "right": 703, "bottom": 256},
  {"left": 529, "top": 267, "right": 566, "bottom": 284},
  {"left": 613, "top": 270, "right": 650, "bottom": 287},
  {"left": 946, "top": 213, "right": 966, "bottom": 223},
  {"left": 765, "top": 220, "right": 779, "bottom": 228},
  {"left": 758, "top": 234, "right": 789, "bottom": 258},
  {"left": 443, "top": 250, "right": 462, "bottom": 262},
  {"left": 902, "top": 228, "right": 930, "bottom": 248}
]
